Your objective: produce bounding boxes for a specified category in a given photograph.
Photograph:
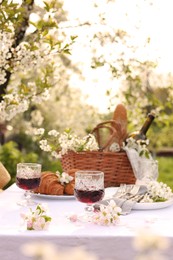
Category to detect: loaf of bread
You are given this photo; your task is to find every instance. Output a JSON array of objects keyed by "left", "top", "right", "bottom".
[{"left": 112, "top": 103, "right": 128, "bottom": 148}]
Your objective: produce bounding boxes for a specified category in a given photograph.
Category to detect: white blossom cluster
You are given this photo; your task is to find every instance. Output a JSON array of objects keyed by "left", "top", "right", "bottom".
[
  {"left": 35, "top": 128, "right": 99, "bottom": 158},
  {"left": 20, "top": 203, "right": 52, "bottom": 231},
  {"left": 125, "top": 137, "right": 151, "bottom": 158},
  {"left": 56, "top": 171, "right": 73, "bottom": 185},
  {"left": 92, "top": 200, "right": 122, "bottom": 226},
  {"left": 0, "top": 87, "right": 50, "bottom": 121},
  {"left": 0, "top": 27, "right": 42, "bottom": 85},
  {"left": 0, "top": 24, "right": 52, "bottom": 121},
  {"left": 0, "top": 26, "right": 14, "bottom": 84},
  {"left": 0, "top": 93, "right": 29, "bottom": 121},
  {"left": 12, "top": 42, "right": 43, "bottom": 72},
  {"left": 140, "top": 181, "right": 172, "bottom": 203}
]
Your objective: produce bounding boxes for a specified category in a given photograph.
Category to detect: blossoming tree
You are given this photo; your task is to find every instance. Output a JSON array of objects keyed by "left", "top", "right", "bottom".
[{"left": 0, "top": 0, "right": 76, "bottom": 122}]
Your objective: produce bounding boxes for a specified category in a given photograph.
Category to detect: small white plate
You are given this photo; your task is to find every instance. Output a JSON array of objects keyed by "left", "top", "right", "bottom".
[
  {"left": 31, "top": 193, "right": 75, "bottom": 200},
  {"left": 104, "top": 187, "right": 173, "bottom": 210}
]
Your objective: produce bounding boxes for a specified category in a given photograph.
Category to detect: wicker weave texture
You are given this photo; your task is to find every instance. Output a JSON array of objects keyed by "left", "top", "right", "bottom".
[
  {"left": 61, "top": 151, "right": 135, "bottom": 187},
  {"left": 0, "top": 162, "right": 11, "bottom": 189}
]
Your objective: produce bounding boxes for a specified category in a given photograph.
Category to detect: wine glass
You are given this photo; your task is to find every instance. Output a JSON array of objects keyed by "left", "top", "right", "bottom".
[
  {"left": 74, "top": 170, "right": 105, "bottom": 219},
  {"left": 16, "top": 163, "right": 42, "bottom": 206}
]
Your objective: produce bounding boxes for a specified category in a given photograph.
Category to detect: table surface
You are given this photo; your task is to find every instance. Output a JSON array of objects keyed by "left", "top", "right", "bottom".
[{"left": 1, "top": 184, "right": 173, "bottom": 260}]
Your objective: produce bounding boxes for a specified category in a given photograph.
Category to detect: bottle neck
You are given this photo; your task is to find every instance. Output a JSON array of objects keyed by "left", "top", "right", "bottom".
[{"left": 139, "top": 113, "right": 155, "bottom": 135}]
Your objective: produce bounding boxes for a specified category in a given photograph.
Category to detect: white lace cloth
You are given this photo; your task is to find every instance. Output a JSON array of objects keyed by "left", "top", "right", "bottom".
[{"left": 124, "top": 147, "right": 158, "bottom": 185}]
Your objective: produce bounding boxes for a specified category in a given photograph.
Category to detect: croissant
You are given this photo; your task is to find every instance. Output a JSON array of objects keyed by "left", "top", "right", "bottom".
[
  {"left": 64, "top": 180, "right": 75, "bottom": 195},
  {"left": 34, "top": 171, "right": 64, "bottom": 195}
]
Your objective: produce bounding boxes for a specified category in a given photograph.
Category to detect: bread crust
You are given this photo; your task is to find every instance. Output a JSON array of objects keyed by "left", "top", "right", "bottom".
[
  {"left": 33, "top": 171, "right": 64, "bottom": 195},
  {"left": 112, "top": 103, "right": 128, "bottom": 148},
  {"left": 33, "top": 169, "right": 79, "bottom": 196}
]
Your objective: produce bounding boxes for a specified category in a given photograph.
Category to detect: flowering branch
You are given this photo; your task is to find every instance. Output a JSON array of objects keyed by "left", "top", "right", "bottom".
[
  {"left": 20, "top": 203, "right": 52, "bottom": 231},
  {"left": 34, "top": 128, "right": 99, "bottom": 158},
  {"left": 69, "top": 200, "right": 122, "bottom": 226},
  {"left": 0, "top": 1, "right": 77, "bottom": 122},
  {"left": 141, "top": 181, "right": 172, "bottom": 203},
  {"left": 124, "top": 137, "right": 151, "bottom": 159},
  {"left": 92, "top": 200, "right": 122, "bottom": 225}
]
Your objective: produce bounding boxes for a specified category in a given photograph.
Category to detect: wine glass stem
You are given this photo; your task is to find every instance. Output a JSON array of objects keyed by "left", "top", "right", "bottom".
[
  {"left": 85, "top": 204, "right": 94, "bottom": 212},
  {"left": 24, "top": 190, "right": 31, "bottom": 203},
  {"left": 84, "top": 204, "right": 94, "bottom": 222}
]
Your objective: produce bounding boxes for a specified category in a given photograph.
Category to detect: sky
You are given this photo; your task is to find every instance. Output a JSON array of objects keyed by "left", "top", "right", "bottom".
[{"left": 62, "top": 0, "right": 173, "bottom": 112}]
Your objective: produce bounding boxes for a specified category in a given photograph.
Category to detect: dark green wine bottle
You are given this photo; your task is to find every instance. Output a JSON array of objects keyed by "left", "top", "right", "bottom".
[{"left": 128, "top": 112, "right": 155, "bottom": 141}]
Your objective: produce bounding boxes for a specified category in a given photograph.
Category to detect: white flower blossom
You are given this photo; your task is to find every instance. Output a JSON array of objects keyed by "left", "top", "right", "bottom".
[
  {"left": 144, "top": 181, "right": 172, "bottom": 202},
  {"left": 34, "top": 128, "right": 45, "bottom": 135},
  {"left": 125, "top": 137, "right": 151, "bottom": 159},
  {"left": 51, "top": 151, "right": 59, "bottom": 158},
  {"left": 39, "top": 139, "right": 52, "bottom": 152},
  {"left": 20, "top": 203, "right": 51, "bottom": 231},
  {"left": 48, "top": 130, "right": 59, "bottom": 137},
  {"left": 35, "top": 128, "right": 99, "bottom": 158},
  {"left": 92, "top": 200, "right": 121, "bottom": 226},
  {"left": 56, "top": 171, "right": 73, "bottom": 184}
]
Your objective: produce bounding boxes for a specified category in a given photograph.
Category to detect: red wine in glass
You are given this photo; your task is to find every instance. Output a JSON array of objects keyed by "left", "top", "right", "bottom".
[
  {"left": 74, "top": 170, "right": 105, "bottom": 220},
  {"left": 16, "top": 163, "right": 41, "bottom": 206},
  {"left": 74, "top": 189, "right": 104, "bottom": 204},
  {"left": 16, "top": 177, "right": 41, "bottom": 190}
]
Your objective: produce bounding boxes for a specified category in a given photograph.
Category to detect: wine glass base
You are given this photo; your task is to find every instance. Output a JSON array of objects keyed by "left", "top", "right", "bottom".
[
  {"left": 85, "top": 203, "right": 93, "bottom": 211},
  {"left": 83, "top": 204, "right": 94, "bottom": 222},
  {"left": 17, "top": 199, "right": 37, "bottom": 207}
]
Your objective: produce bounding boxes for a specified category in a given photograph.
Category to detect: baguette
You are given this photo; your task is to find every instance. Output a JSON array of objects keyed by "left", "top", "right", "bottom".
[{"left": 112, "top": 104, "right": 128, "bottom": 148}]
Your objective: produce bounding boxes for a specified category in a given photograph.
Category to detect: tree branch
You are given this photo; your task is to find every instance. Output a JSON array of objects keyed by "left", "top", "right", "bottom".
[{"left": 0, "top": 0, "right": 35, "bottom": 101}]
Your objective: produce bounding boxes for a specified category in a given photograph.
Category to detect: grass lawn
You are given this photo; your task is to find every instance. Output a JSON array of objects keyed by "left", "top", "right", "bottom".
[{"left": 157, "top": 157, "right": 173, "bottom": 191}]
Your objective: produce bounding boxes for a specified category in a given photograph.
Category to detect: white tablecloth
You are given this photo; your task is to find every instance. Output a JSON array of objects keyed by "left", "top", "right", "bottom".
[{"left": 1, "top": 184, "right": 173, "bottom": 260}]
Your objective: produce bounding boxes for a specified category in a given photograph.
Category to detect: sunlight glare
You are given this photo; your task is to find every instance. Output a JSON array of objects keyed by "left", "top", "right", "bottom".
[{"left": 63, "top": 0, "right": 173, "bottom": 112}]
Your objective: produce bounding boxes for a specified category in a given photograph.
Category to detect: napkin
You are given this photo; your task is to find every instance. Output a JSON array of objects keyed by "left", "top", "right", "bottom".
[
  {"left": 94, "top": 185, "right": 148, "bottom": 215},
  {"left": 124, "top": 147, "right": 158, "bottom": 185}
]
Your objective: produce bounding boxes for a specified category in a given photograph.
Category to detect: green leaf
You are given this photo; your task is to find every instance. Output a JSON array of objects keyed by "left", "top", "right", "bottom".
[{"left": 43, "top": 1, "right": 50, "bottom": 12}]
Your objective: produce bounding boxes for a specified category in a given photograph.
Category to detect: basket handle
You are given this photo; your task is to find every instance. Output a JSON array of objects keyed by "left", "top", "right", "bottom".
[{"left": 91, "top": 120, "right": 117, "bottom": 151}]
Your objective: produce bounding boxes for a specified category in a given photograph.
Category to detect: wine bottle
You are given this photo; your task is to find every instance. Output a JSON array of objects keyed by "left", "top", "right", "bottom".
[{"left": 128, "top": 112, "right": 155, "bottom": 141}]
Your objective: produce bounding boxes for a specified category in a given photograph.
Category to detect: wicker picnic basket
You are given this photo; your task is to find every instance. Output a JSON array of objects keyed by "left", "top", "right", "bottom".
[
  {"left": 61, "top": 120, "right": 136, "bottom": 187},
  {"left": 0, "top": 162, "right": 11, "bottom": 189}
]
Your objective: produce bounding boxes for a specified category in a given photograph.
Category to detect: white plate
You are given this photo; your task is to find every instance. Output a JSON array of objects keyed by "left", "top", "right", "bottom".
[
  {"left": 104, "top": 187, "right": 173, "bottom": 210},
  {"left": 133, "top": 198, "right": 173, "bottom": 210},
  {"left": 31, "top": 193, "right": 75, "bottom": 200}
]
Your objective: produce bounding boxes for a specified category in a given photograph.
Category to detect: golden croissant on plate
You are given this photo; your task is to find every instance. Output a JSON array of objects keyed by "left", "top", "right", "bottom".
[
  {"left": 33, "top": 169, "right": 79, "bottom": 196},
  {"left": 33, "top": 171, "right": 64, "bottom": 195}
]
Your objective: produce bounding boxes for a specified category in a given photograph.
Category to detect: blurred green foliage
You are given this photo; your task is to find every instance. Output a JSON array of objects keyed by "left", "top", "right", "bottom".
[
  {"left": 0, "top": 141, "right": 62, "bottom": 189},
  {"left": 157, "top": 156, "right": 173, "bottom": 191}
]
